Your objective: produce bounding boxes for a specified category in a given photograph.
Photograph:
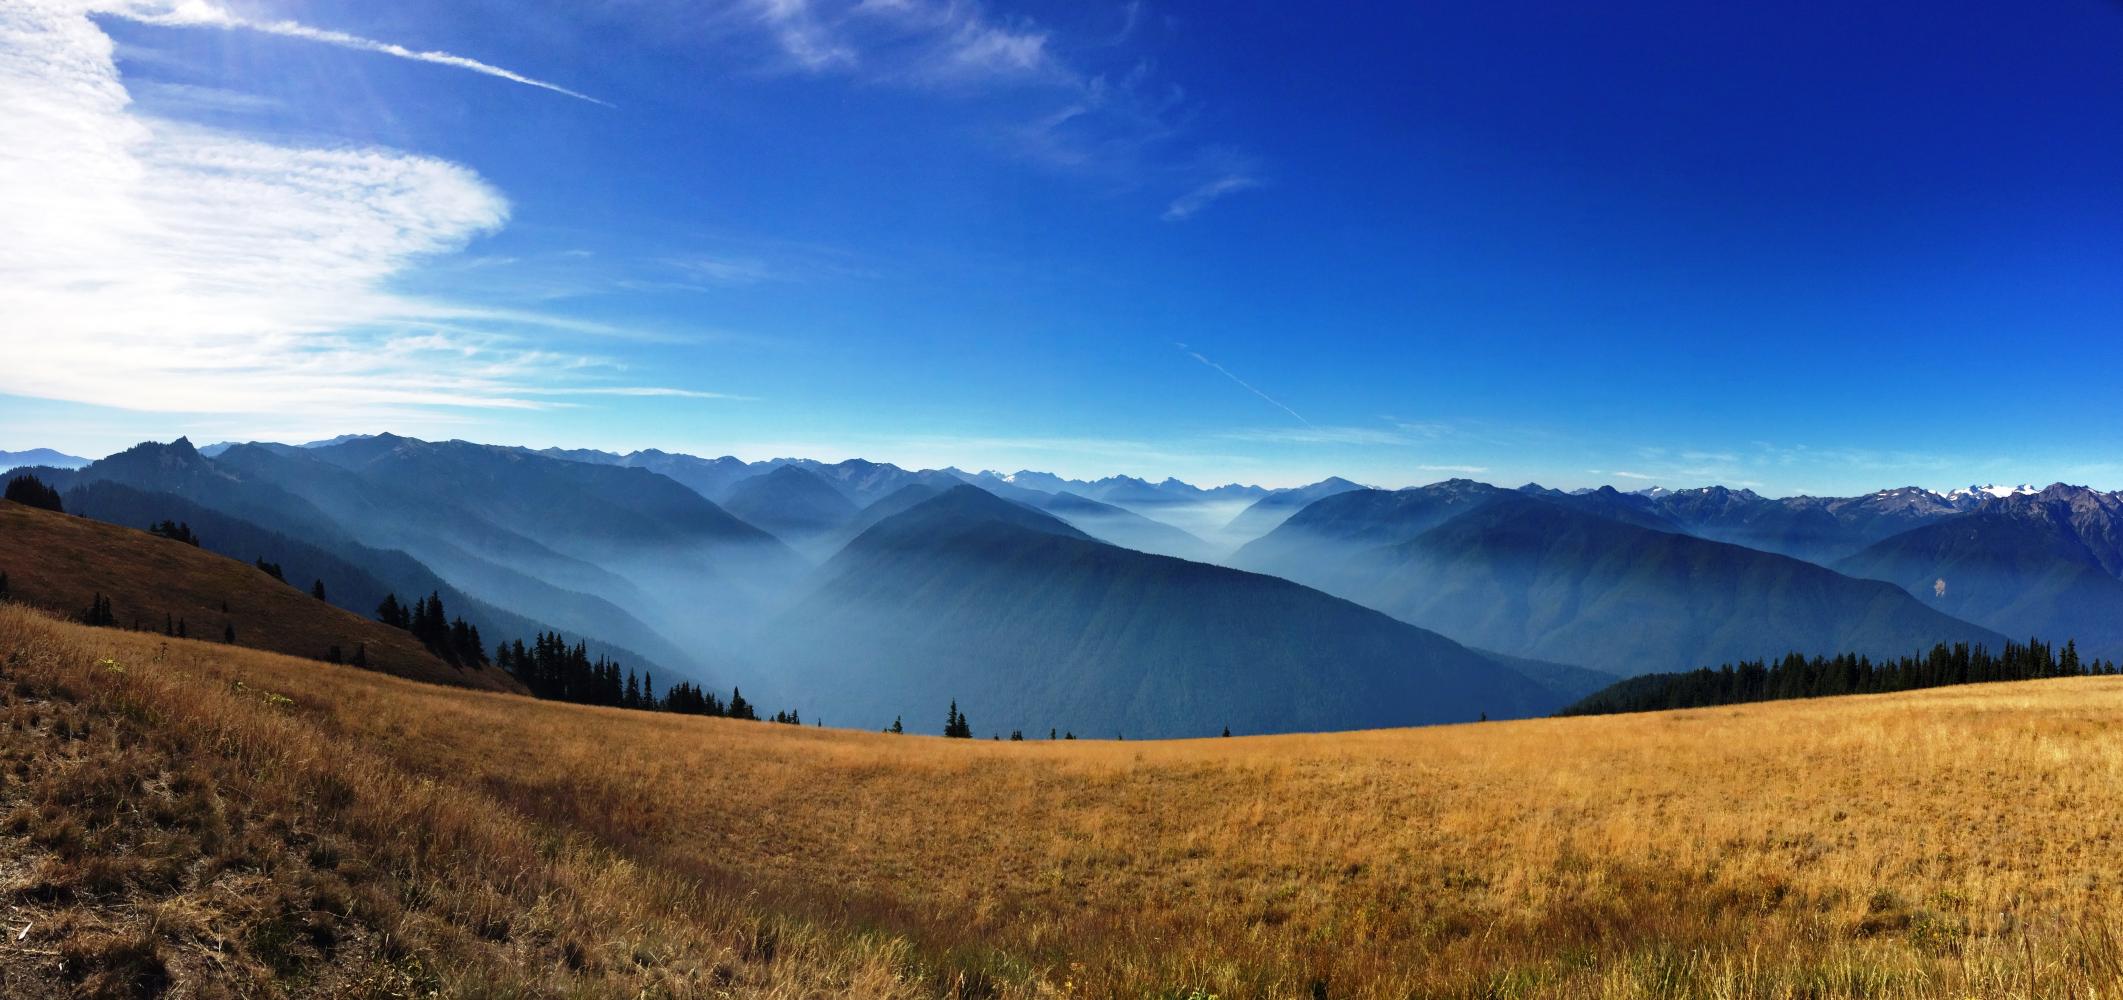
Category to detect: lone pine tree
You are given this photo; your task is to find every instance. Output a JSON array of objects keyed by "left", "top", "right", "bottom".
[{"left": 943, "top": 700, "right": 972, "bottom": 739}]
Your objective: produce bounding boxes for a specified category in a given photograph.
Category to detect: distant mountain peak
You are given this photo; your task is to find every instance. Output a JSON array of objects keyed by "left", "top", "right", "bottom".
[
  {"left": 0, "top": 447, "right": 92, "bottom": 471},
  {"left": 1946, "top": 483, "right": 2040, "bottom": 501}
]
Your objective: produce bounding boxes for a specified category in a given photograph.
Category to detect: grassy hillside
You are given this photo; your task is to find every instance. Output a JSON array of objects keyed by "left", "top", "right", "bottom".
[
  {"left": 0, "top": 500, "right": 518, "bottom": 693},
  {"left": 8, "top": 603, "right": 2123, "bottom": 997},
  {"left": 58, "top": 479, "right": 677, "bottom": 684}
]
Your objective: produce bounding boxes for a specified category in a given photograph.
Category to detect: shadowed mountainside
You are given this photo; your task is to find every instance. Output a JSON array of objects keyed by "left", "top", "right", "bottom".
[
  {"left": 1839, "top": 496, "right": 2123, "bottom": 660},
  {"left": 755, "top": 486, "right": 1561, "bottom": 736},
  {"left": 1239, "top": 487, "right": 2005, "bottom": 677}
]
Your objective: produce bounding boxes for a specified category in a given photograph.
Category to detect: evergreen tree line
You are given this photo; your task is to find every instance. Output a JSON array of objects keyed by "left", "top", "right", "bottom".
[
  {"left": 70, "top": 591, "right": 242, "bottom": 647},
  {"left": 491, "top": 631, "right": 771, "bottom": 721},
  {"left": 375, "top": 591, "right": 486, "bottom": 668},
  {"left": 4, "top": 474, "right": 63, "bottom": 513},
  {"left": 148, "top": 520, "right": 200, "bottom": 546},
  {"left": 1562, "top": 638, "right": 2117, "bottom": 716}
]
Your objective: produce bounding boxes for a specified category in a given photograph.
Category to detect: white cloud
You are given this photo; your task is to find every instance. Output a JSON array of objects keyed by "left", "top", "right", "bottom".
[
  {"left": 1219, "top": 426, "right": 1409, "bottom": 446},
  {"left": 110, "top": 0, "right": 608, "bottom": 104},
  {"left": 742, "top": 0, "right": 1057, "bottom": 84},
  {"left": 1415, "top": 464, "right": 1489, "bottom": 475},
  {"left": 129, "top": 80, "right": 281, "bottom": 114},
  {"left": 0, "top": 2, "right": 710, "bottom": 418},
  {"left": 1163, "top": 172, "right": 1260, "bottom": 221},
  {"left": 528, "top": 386, "right": 757, "bottom": 401},
  {"left": 728, "top": 0, "right": 1258, "bottom": 219}
]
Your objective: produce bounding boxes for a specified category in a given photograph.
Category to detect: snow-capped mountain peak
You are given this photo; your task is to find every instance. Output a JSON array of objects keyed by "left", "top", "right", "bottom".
[{"left": 1944, "top": 483, "right": 2039, "bottom": 502}]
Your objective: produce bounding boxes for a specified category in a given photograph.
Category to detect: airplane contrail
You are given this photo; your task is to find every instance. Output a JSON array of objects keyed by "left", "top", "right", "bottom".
[
  {"left": 1178, "top": 343, "right": 1313, "bottom": 428},
  {"left": 114, "top": 2, "right": 611, "bottom": 106}
]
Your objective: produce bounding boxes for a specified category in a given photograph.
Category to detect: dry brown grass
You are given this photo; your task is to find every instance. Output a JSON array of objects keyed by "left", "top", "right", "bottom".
[
  {"left": 6, "top": 601, "right": 2123, "bottom": 998},
  {"left": 0, "top": 500, "right": 519, "bottom": 692}
]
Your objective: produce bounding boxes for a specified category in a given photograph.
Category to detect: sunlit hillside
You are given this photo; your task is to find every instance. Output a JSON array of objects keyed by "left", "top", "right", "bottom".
[{"left": 6, "top": 604, "right": 2123, "bottom": 998}]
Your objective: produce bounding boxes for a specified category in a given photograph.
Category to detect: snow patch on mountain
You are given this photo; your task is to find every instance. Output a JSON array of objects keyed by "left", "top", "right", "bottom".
[{"left": 1944, "top": 484, "right": 2040, "bottom": 502}]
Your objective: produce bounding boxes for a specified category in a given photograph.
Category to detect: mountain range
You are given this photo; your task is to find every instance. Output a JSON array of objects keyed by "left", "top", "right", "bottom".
[
  {"left": 753, "top": 486, "right": 1569, "bottom": 736},
  {"left": 1235, "top": 483, "right": 2007, "bottom": 676},
  {"left": 13, "top": 432, "right": 2123, "bottom": 732}
]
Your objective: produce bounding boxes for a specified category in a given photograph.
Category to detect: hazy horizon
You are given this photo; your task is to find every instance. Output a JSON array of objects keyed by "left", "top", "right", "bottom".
[{"left": 4, "top": 432, "right": 2107, "bottom": 501}]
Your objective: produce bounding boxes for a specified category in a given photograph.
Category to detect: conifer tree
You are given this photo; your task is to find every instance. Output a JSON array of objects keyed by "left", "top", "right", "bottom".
[
  {"left": 177, "top": 618, "right": 186, "bottom": 639},
  {"left": 223, "top": 623, "right": 236, "bottom": 644},
  {"left": 311, "top": 579, "right": 327, "bottom": 601},
  {"left": 82, "top": 592, "right": 114, "bottom": 626},
  {"left": 0, "top": 570, "right": 9, "bottom": 600},
  {"left": 352, "top": 643, "right": 368, "bottom": 668},
  {"left": 889, "top": 716, "right": 904, "bottom": 734},
  {"left": 4, "top": 474, "right": 63, "bottom": 512}
]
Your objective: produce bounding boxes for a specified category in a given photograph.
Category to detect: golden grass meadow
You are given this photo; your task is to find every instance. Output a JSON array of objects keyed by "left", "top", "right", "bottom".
[{"left": 6, "top": 601, "right": 2123, "bottom": 998}]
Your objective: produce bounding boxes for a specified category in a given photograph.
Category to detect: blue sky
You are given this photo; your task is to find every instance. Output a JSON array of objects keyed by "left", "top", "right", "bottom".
[{"left": 3, "top": 0, "right": 2119, "bottom": 494}]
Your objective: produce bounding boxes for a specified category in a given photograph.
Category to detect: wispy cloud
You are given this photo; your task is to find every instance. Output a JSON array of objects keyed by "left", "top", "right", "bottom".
[
  {"left": 1219, "top": 426, "right": 1409, "bottom": 446},
  {"left": 527, "top": 386, "right": 756, "bottom": 401},
  {"left": 129, "top": 80, "right": 281, "bottom": 115},
  {"left": 107, "top": 1, "right": 608, "bottom": 105},
  {"left": 0, "top": 3, "right": 689, "bottom": 420},
  {"left": 739, "top": 0, "right": 1059, "bottom": 84},
  {"left": 670, "top": 256, "right": 784, "bottom": 286},
  {"left": 726, "top": 0, "right": 1259, "bottom": 218},
  {"left": 1178, "top": 344, "right": 1311, "bottom": 427},
  {"left": 1164, "top": 171, "right": 1261, "bottom": 221}
]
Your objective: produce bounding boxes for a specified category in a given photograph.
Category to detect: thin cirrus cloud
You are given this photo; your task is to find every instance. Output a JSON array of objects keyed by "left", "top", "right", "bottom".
[
  {"left": 733, "top": 0, "right": 1260, "bottom": 219},
  {"left": 0, "top": 1, "right": 719, "bottom": 422},
  {"left": 109, "top": 0, "right": 610, "bottom": 105},
  {"left": 1163, "top": 172, "right": 1262, "bottom": 221},
  {"left": 738, "top": 0, "right": 1059, "bottom": 82}
]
